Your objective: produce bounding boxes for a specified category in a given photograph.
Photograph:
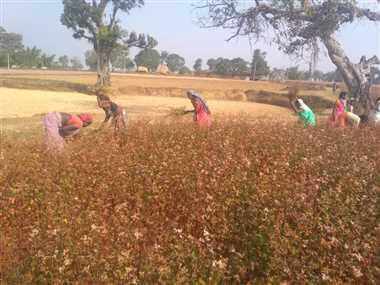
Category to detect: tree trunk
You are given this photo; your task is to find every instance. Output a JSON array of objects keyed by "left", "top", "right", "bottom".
[
  {"left": 322, "top": 34, "right": 372, "bottom": 116},
  {"left": 250, "top": 61, "right": 257, "bottom": 81},
  {"left": 96, "top": 50, "right": 111, "bottom": 87}
]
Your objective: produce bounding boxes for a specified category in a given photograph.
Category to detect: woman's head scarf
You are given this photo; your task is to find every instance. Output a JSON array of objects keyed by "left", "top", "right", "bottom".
[
  {"left": 78, "top": 113, "right": 93, "bottom": 125},
  {"left": 297, "top": 99, "right": 311, "bottom": 112},
  {"left": 187, "top": 90, "right": 211, "bottom": 114}
]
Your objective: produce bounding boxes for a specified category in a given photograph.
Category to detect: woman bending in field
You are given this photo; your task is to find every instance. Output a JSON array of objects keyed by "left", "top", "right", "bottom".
[
  {"left": 290, "top": 97, "right": 316, "bottom": 127},
  {"left": 185, "top": 90, "right": 211, "bottom": 128},
  {"left": 96, "top": 91, "right": 128, "bottom": 132},
  {"left": 43, "top": 112, "right": 93, "bottom": 151}
]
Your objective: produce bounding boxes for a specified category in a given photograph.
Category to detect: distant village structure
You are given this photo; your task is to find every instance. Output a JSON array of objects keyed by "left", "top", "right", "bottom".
[
  {"left": 137, "top": 66, "right": 149, "bottom": 73},
  {"left": 269, "top": 69, "right": 286, "bottom": 82},
  {"left": 156, "top": 63, "right": 169, "bottom": 75}
]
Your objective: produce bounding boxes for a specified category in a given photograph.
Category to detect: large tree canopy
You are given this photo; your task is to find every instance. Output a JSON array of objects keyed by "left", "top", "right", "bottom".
[
  {"left": 166, "top": 53, "right": 186, "bottom": 73},
  {"left": 85, "top": 50, "right": 98, "bottom": 71},
  {"left": 61, "top": 0, "right": 157, "bottom": 86},
  {"left": 70, "top": 57, "right": 84, "bottom": 70},
  {"left": 199, "top": 0, "right": 380, "bottom": 115},
  {"left": 206, "top": 57, "right": 249, "bottom": 76},
  {"left": 58, "top": 55, "right": 70, "bottom": 69},
  {"left": 134, "top": 48, "right": 161, "bottom": 72},
  {"left": 0, "top": 26, "right": 23, "bottom": 68},
  {"left": 193, "top": 58, "right": 203, "bottom": 72},
  {"left": 0, "top": 27, "right": 67, "bottom": 69},
  {"left": 250, "top": 49, "right": 270, "bottom": 80}
]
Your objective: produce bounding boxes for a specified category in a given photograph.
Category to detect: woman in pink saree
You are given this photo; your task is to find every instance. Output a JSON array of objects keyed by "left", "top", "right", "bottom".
[
  {"left": 43, "top": 112, "right": 93, "bottom": 152},
  {"left": 329, "top": 91, "right": 348, "bottom": 128},
  {"left": 186, "top": 90, "right": 212, "bottom": 127}
]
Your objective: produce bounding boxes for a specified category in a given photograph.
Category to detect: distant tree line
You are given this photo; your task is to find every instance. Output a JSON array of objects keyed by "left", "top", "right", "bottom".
[
  {"left": 0, "top": 26, "right": 83, "bottom": 70},
  {"left": 2, "top": 25, "right": 378, "bottom": 83},
  {"left": 85, "top": 48, "right": 192, "bottom": 74},
  {"left": 193, "top": 49, "right": 271, "bottom": 79},
  {"left": 284, "top": 66, "right": 342, "bottom": 82},
  {"left": 201, "top": 50, "right": 354, "bottom": 82},
  {"left": 280, "top": 66, "right": 378, "bottom": 83}
]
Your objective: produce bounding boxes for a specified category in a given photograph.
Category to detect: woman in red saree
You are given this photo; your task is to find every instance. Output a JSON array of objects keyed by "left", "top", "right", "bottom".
[{"left": 186, "top": 90, "right": 212, "bottom": 127}]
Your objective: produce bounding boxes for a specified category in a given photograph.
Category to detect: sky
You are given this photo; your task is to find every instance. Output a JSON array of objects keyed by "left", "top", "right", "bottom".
[{"left": 0, "top": 0, "right": 379, "bottom": 72}]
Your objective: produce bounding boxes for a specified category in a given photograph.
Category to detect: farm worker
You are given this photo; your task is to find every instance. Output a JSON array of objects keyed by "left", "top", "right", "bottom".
[
  {"left": 96, "top": 91, "right": 127, "bottom": 132},
  {"left": 185, "top": 90, "right": 212, "bottom": 127},
  {"left": 43, "top": 112, "right": 93, "bottom": 151},
  {"left": 345, "top": 99, "right": 361, "bottom": 128},
  {"left": 329, "top": 91, "right": 348, "bottom": 127},
  {"left": 369, "top": 98, "right": 380, "bottom": 125},
  {"left": 290, "top": 98, "right": 316, "bottom": 127}
]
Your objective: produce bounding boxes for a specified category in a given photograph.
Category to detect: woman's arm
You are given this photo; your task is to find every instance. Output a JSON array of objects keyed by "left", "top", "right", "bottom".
[
  {"left": 59, "top": 125, "right": 80, "bottom": 137},
  {"left": 103, "top": 108, "right": 112, "bottom": 123},
  {"left": 97, "top": 96, "right": 102, "bottom": 108},
  {"left": 289, "top": 100, "right": 300, "bottom": 113}
]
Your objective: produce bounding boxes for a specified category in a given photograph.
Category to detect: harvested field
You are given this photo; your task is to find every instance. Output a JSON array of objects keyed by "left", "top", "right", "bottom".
[
  {"left": 0, "top": 87, "right": 293, "bottom": 119},
  {"left": 0, "top": 70, "right": 335, "bottom": 102},
  {"left": 0, "top": 87, "right": 295, "bottom": 136}
]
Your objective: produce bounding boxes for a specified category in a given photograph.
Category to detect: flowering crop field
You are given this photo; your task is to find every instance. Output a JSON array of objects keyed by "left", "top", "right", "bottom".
[{"left": 0, "top": 118, "right": 379, "bottom": 283}]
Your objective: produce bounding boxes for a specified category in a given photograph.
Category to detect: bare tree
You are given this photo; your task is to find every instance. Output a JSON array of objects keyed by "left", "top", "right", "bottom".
[{"left": 198, "top": 0, "right": 380, "bottom": 116}]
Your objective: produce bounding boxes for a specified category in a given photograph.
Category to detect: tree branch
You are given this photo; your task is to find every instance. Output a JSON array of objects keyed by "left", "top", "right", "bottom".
[
  {"left": 358, "top": 8, "right": 380, "bottom": 21},
  {"left": 99, "top": 0, "right": 109, "bottom": 11},
  {"left": 109, "top": 3, "right": 119, "bottom": 28}
]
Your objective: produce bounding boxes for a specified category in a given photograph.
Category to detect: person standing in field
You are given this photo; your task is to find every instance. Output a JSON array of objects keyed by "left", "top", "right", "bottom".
[
  {"left": 369, "top": 97, "right": 380, "bottom": 125},
  {"left": 96, "top": 90, "right": 128, "bottom": 133},
  {"left": 329, "top": 91, "right": 349, "bottom": 128},
  {"left": 43, "top": 112, "right": 93, "bottom": 151},
  {"left": 290, "top": 97, "right": 316, "bottom": 127},
  {"left": 185, "top": 90, "right": 212, "bottom": 127}
]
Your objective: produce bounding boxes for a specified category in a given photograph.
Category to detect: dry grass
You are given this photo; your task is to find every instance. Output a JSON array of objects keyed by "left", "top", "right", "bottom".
[
  {"left": 0, "top": 69, "right": 283, "bottom": 91},
  {"left": 0, "top": 70, "right": 333, "bottom": 135},
  {"left": 0, "top": 70, "right": 336, "bottom": 100},
  {"left": 0, "top": 87, "right": 292, "bottom": 118},
  {"left": 0, "top": 87, "right": 295, "bottom": 136},
  {"left": 0, "top": 88, "right": 97, "bottom": 118},
  {"left": 0, "top": 70, "right": 353, "bottom": 134},
  {"left": 2, "top": 69, "right": 378, "bottom": 98}
]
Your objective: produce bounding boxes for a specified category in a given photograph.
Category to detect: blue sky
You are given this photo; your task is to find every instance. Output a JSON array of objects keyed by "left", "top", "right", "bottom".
[{"left": 1, "top": 0, "right": 379, "bottom": 71}]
